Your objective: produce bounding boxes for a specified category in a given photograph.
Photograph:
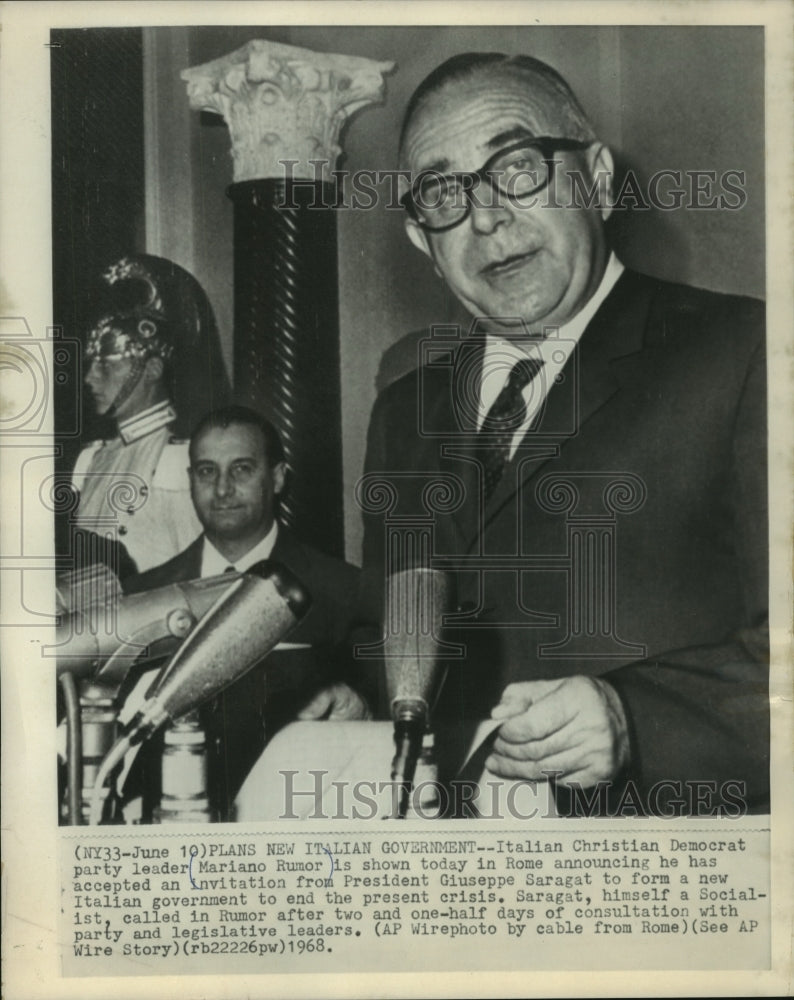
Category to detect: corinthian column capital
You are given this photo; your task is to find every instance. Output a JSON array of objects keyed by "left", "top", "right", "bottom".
[{"left": 182, "top": 39, "right": 395, "bottom": 183}]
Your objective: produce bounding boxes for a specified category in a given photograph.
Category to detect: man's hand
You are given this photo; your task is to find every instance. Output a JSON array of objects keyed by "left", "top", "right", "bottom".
[
  {"left": 485, "top": 676, "right": 630, "bottom": 787},
  {"left": 297, "top": 682, "right": 372, "bottom": 721}
]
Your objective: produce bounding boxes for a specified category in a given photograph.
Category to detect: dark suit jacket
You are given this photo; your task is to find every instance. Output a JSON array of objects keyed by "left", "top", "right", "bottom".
[
  {"left": 124, "top": 526, "right": 361, "bottom": 818},
  {"left": 361, "top": 269, "right": 768, "bottom": 814}
]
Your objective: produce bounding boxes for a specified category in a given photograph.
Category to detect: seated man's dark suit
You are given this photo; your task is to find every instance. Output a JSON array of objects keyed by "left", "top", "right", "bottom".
[
  {"left": 361, "top": 269, "right": 768, "bottom": 814},
  {"left": 125, "top": 526, "right": 361, "bottom": 819}
]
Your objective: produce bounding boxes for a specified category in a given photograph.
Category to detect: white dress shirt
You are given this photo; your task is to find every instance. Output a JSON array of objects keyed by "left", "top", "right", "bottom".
[
  {"left": 477, "top": 253, "right": 624, "bottom": 457},
  {"left": 200, "top": 521, "right": 278, "bottom": 577}
]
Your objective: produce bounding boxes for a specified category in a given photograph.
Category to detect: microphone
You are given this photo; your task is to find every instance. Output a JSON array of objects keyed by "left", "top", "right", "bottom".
[
  {"left": 383, "top": 567, "right": 453, "bottom": 817},
  {"left": 54, "top": 572, "right": 246, "bottom": 681},
  {"left": 87, "top": 560, "right": 310, "bottom": 824},
  {"left": 127, "top": 560, "right": 310, "bottom": 740}
]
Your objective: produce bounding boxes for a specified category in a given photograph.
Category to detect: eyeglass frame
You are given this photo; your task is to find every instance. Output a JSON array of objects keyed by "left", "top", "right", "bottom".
[{"left": 401, "top": 136, "right": 592, "bottom": 233}]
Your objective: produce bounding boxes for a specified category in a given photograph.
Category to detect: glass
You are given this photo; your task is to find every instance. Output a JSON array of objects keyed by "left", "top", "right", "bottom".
[{"left": 401, "top": 137, "right": 590, "bottom": 232}]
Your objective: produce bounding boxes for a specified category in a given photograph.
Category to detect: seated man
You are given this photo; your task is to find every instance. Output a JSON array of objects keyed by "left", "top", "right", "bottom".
[{"left": 125, "top": 405, "right": 368, "bottom": 819}]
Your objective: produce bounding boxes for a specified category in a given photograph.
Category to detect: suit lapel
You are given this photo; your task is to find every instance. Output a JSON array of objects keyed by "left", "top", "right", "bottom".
[
  {"left": 183, "top": 536, "right": 204, "bottom": 579},
  {"left": 433, "top": 339, "right": 488, "bottom": 547},
  {"left": 475, "top": 270, "right": 657, "bottom": 535},
  {"left": 271, "top": 525, "right": 310, "bottom": 579}
]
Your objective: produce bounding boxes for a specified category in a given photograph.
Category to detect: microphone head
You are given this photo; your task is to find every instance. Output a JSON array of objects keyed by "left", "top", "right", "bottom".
[
  {"left": 246, "top": 559, "right": 312, "bottom": 620},
  {"left": 54, "top": 573, "right": 241, "bottom": 681},
  {"left": 383, "top": 567, "right": 453, "bottom": 724},
  {"left": 138, "top": 561, "right": 311, "bottom": 729}
]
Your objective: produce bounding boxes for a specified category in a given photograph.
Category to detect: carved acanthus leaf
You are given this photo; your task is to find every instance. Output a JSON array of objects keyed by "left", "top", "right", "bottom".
[{"left": 182, "top": 39, "right": 395, "bottom": 183}]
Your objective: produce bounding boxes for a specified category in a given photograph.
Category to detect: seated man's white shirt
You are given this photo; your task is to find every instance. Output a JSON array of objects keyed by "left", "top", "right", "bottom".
[
  {"left": 478, "top": 253, "right": 624, "bottom": 458},
  {"left": 200, "top": 521, "right": 278, "bottom": 576}
]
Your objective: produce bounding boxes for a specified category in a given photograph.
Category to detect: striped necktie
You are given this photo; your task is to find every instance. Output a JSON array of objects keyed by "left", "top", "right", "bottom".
[{"left": 478, "top": 356, "right": 544, "bottom": 503}]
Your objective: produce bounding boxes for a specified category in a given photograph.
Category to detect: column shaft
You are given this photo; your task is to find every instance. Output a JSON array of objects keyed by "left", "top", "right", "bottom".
[{"left": 228, "top": 179, "right": 343, "bottom": 556}]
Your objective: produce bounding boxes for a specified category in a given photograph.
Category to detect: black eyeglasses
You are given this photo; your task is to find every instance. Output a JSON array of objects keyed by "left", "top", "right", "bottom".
[{"left": 401, "top": 137, "right": 590, "bottom": 233}]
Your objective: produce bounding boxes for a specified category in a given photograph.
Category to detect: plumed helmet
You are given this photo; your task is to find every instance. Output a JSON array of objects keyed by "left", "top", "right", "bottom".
[
  {"left": 85, "top": 254, "right": 231, "bottom": 433},
  {"left": 85, "top": 256, "right": 174, "bottom": 362}
]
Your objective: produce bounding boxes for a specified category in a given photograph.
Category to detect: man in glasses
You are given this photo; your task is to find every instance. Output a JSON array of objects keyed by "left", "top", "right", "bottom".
[{"left": 361, "top": 53, "right": 768, "bottom": 815}]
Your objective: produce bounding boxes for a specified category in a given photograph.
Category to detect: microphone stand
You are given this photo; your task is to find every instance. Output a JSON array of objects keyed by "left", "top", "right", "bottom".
[
  {"left": 391, "top": 702, "right": 427, "bottom": 819},
  {"left": 383, "top": 567, "right": 454, "bottom": 820},
  {"left": 155, "top": 710, "right": 213, "bottom": 823}
]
